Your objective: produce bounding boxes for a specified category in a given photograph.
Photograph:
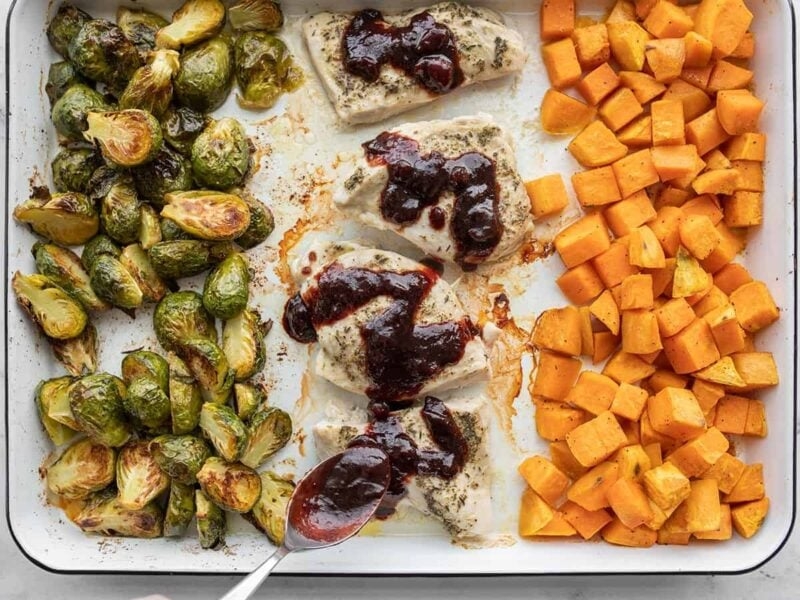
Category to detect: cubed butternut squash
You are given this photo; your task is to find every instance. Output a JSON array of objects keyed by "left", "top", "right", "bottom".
[
  {"left": 555, "top": 212, "right": 612, "bottom": 268},
  {"left": 541, "top": 0, "right": 576, "bottom": 41},
  {"left": 557, "top": 262, "right": 606, "bottom": 305},
  {"left": 525, "top": 173, "right": 571, "bottom": 219},
  {"left": 541, "top": 89, "right": 597, "bottom": 135},
  {"left": 703, "top": 149, "right": 732, "bottom": 171},
  {"left": 616, "top": 444, "right": 652, "bottom": 481},
  {"left": 730, "top": 281, "right": 780, "bottom": 333},
  {"left": 612, "top": 150, "right": 661, "bottom": 198},
  {"left": 714, "top": 394, "right": 749, "bottom": 434},
  {"left": 536, "top": 401, "right": 592, "bottom": 441},
  {"left": 692, "top": 168, "right": 741, "bottom": 196},
  {"left": 608, "top": 21, "right": 651, "bottom": 71},
  {"left": 693, "top": 285, "right": 729, "bottom": 318},
  {"left": 692, "top": 0, "right": 753, "bottom": 58},
  {"left": 567, "top": 461, "right": 620, "bottom": 510},
  {"left": 692, "top": 378, "right": 726, "bottom": 413},
  {"left": 550, "top": 440, "right": 589, "bottom": 480},
  {"left": 535, "top": 511, "right": 579, "bottom": 536},
  {"left": 694, "top": 356, "right": 747, "bottom": 388},
  {"left": 731, "top": 497, "right": 769, "bottom": 539},
  {"left": 644, "top": 462, "right": 692, "bottom": 510},
  {"left": 673, "top": 247, "right": 713, "bottom": 297},
  {"left": 644, "top": 1, "right": 694, "bottom": 38},
  {"left": 731, "top": 159, "right": 764, "bottom": 192},
  {"left": 570, "top": 122, "right": 629, "bottom": 169},
  {"left": 657, "top": 529, "right": 692, "bottom": 544},
  {"left": 617, "top": 115, "right": 654, "bottom": 147},
  {"left": 730, "top": 352, "right": 779, "bottom": 391},
  {"left": 592, "top": 241, "right": 641, "bottom": 288},
  {"left": 629, "top": 225, "right": 667, "bottom": 268},
  {"left": 713, "top": 262, "right": 753, "bottom": 295},
  {"left": 663, "top": 79, "right": 712, "bottom": 121},
  {"left": 651, "top": 99, "right": 686, "bottom": 146},
  {"left": 716, "top": 89, "right": 764, "bottom": 135},
  {"left": 683, "top": 31, "right": 713, "bottom": 67},
  {"left": 622, "top": 310, "right": 663, "bottom": 354},
  {"left": 599, "top": 88, "right": 645, "bottom": 132},
  {"left": 542, "top": 38, "right": 583, "bottom": 89},
  {"left": 686, "top": 109, "right": 731, "bottom": 156},
  {"left": 680, "top": 64, "right": 714, "bottom": 90},
  {"left": 648, "top": 258, "right": 678, "bottom": 296},
  {"left": 694, "top": 503, "right": 733, "bottom": 540},
  {"left": 700, "top": 222, "right": 745, "bottom": 273},
  {"left": 707, "top": 60, "right": 753, "bottom": 91},
  {"left": 519, "top": 488, "right": 556, "bottom": 536},
  {"left": 651, "top": 145, "right": 702, "bottom": 181},
  {"left": 590, "top": 289, "right": 622, "bottom": 335},
  {"left": 603, "top": 350, "right": 658, "bottom": 383},
  {"left": 724, "top": 463, "right": 765, "bottom": 503},
  {"left": 576, "top": 61, "right": 620, "bottom": 105},
  {"left": 561, "top": 500, "right": 614, "bottom": 539},
  {"left": 645, "top": 38, "right": 686, "bottom": 83},
  {"left": 663, "top": 317, "right": 720, "bottom": 373},
  {"left": 619, "top": 71, "right": 667, "bottom": 104},
  {"left": 744, "top": 398, "right": 767, "bottom": 437},
  {"left": 602, "top": 518, "right": 658, "bottom": 547},
  {"left": 655, "top": 298, "right": 696, "bottom": 337},
  {"left": 607, "top": 478, "right": 655, "bottom": 528},
  {"left": 730, "top": 31, "right": 755, "bottom": 58},
  {"left": 679, "top": 214, "right": 722, "bottom": 260},
  {"left": 607, "top": 0, "right": 637, "bottom": 23},
  {"left": 533, "top": 306, "right": 583, "bottom": 355},
  {"left": 684, "top": 479, "right": 723, "bottom": 533},
  {"left": 703, "top": 452, "right": 746, "bottom": 494},
  {"left": 519, "top": 455, "right": 571, "bottom": 506},
  {"left": 666, "top": 426, "right": 729, "bottom": 477},
  {"left": 725, "top": 132, "right": 766, "bottom": 162},
  {"left": 649, "top": 206, "right": 685, "bottom": 257},
  {"left": 532, "top": 350, "right": 583, "bottom": 401},
  {"left": 593, "top": 331, "right": 621, "bottom": 363},
  {"left": 655, "top": 186, "right": 694, "bottom": 209},
  {"left": 573, "top": 23, "right": 612, "bottom": 69},
  {"left": 566, "top": 371, "right": 620, "bottom": 415},
  {"left": 604, "top": 191, "right": 657, "bottom": 237},
  {"left": 566, "top": 411, "right": 629, "bottom": 467},
  {"left": 648, "top": 369, "right": 689, "bottom": 393},
  {"left": 724, "top": 191, "right": 763, "bottom": 227},
  {"left": 620, "top": 273, "right": 655, "bottom": 310},
  {"left": 648, "top": 387, "right": 707, "bottom": 441}
]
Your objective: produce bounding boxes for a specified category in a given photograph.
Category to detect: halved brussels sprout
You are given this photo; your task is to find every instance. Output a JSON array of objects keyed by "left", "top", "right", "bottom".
[
  {"left": 123, "top": 377, "right": 171, "bottom": 430},
  {"left": 196, "top": 488, "right": 225, "bottom": 549},
  {"left": 173, "top": 35, "right": 233, "bottom": 113},
  {"left": 234, "top": 32, "right": 303, "bottom": 110},
  {"left": 117, "top": 7, "right": 169, "bottom": 58},
  {"left": 121, "top": 350, "right": 169, "bottom": 390},
  {"left": 49, "top": 322, "right": 99, "bottom": 377},
  {"left": 51, "top": 84, "right": 112, "bottom": 141},
  {"left": 68, "top": 373, "right": 131, "bottom": 447},
  {"left": 119, "top": 49, "right": 180, "bottom": 118},
  {"left": 81, "top": 234, "right": 121, "bottom": 272},
  {"left": 100, "top": 176, "right": 142, "bottom": 244},
  {"left": 34, "top": 242, "right": 109, "bottom": 312},
  {"left": 47, "top": 437, "right": 115, "bottom": 499},
  {"left": 139, "top": 205, "right": 163, "bottom": 250},
  {"left": 41, "top": 376, "right": 80, "bottom": 431},
  {"left": 153, "top": 291, "right": 217, "bottom": 351},
  {"left": 14, "top": 192, "right": 99, "bottom": 246},
  {"left": 178, "top": 338, "right": 234, "bottom": 404},
  {"left": 160, "top": 218, "right": 192, "bottom": 241},
  {"left": 228, "top": 0, "right": 284, "bottom": 32},
  {"left": 162, "top": 191, "right": 251, "bottom": 241},
  {"left": 191, "top": 118, "right": 250, "bottom": 190},
  {"left": 35, "top": 378, "right": 78, "bottom": 445},
  {"left": 46, "top": 61, "right": 91, "bottom": 107},
  {"left": 162, "top": 106, "right": 209, "bottom": 156},
  {"left": 47, "top": 3, "right": 92, "bottom": 57},
  {"left": 51, "top": 147, "right": 103, "bottom": 194},
  {"left": 197, "top": 457, "right": 261, "bottom": 513},
  {"left": 12, "top": 272, "right": 88, "bottom": 340},
  {"left": 150, "top": 434, "right": 211, "bottom": 484},
  {"left": 131, "top": 146, "right": 193, "bottom": 205},
  {"left": 233, "top": 382, "right": 265, "bottom": 421},
  {"left": 240, "top": 406, "right": 292, "bottom": 469},
  {"left": 89, "top": 254, "right": 144, "bottom": 310},
  {"left": 245, "top": 471, "right": 294, "bottom": 545},
  {"left": 67, "top": 19, "right": 142, "bottom": 93},
  {"left": 149, "top": 240, "right": 233, "bottom": 280},
  {"left": 203, "top": 253, "right": 250, "bottom": 320},
  {"left": 84, "top": 110, "right": 163, "bottom": 167},
  {"left": 168, "top": 353, "right": 202, "bottom": 435},
  {"left": 235, "top": 195, "right": 274, "bottom": 249},
  {"left": 199, "top": 403, "right": 247, "bottom": 462},
  {"left": 222, "top": 309, "right": 270, "bottom": 381},
  {"left": 120, "top": 244, "right": 171, "bottom": 304},
  {"left": 156, "top": 0, "right": 226, "bottom": 50},
  {"left": 164, "top": 480, "right": 195, "bottom": 537},
  {"left": 72, "top": 487, "right": 163, "bottom": 538},
  {"left": 116, "top": 441, "right": 170, "bottom": 510}
]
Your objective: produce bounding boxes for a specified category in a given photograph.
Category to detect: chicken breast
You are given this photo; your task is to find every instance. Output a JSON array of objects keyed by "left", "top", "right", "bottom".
[
  {"left": 313, "top": 395, "right": 492, "bottom": 539},
  {"left": 288, "top": 242, "right": 489, "bottom": 401},
  {"left": 303, "top": 2, "right": 527, "bottom": 124},
  {"left": 334, "top": 115, "right": 532, "bottom": 266}
]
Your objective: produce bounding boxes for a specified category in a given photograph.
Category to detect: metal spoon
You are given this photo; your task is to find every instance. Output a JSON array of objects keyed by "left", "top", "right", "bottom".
[{"left": 220, "top": 445, "right": 391, "bottom": 600}]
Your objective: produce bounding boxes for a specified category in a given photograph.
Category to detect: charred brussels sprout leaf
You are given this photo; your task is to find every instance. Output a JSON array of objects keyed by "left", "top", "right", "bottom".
[
  {"left": 120, "top": 244, "right": 171, "bottom": 304},
  {"left": 67, "top": 19, "right": 142, "bottom": 94},
  {"left": 199, "top": 403, "right": 247, "bottom": 462},
  {"left": 233, "top": 382, "right": 265, "bottom": 421},
  {"left": 117, "top": 7, "right": 169, "bottom": 58},
  {"left": 14, "top": 192, "right": 99, "bottom": 246},
  {"left": 235, "top": 195, "right": 274, "bottom": 249},
  {"left": 139, "top": 205, "right": 163, "bottom": 250},
  {"left": 68, "top": 373, "right": 132, "bottom": 447},
  {"left": 12, "top": 272, "right": 88, "bottom": 340},
  {"left": 228, "top": 0, "right": 284, "bottom": 32},
  {"left": 162, "top": 106, "right": 209, "bottom": 156},
  {"left": 174, "top": 35, "right": 233, "bottom": 113},
  {"left": 234, "top": 32, "right": 303, "bottom": 110},
  {"left": 191, "top": 118, "right": 250, "bottom": 190},
  {"left": 203, "top": 253, "right": 250, "bottom": 319},
  {"left": 51, "top": 84, "right": 113, "bottom": 141},
  {"left": 162, "top": 191, "right": 251, "bottom": 241},
  {"left": 156, "top": 0, "right": 226, "bottom": 50},
  {"left": 197, "top": 457, "right": 261, "bottom": 513},
  {"left": 245, "top": 471, "right": 294, "bottom": 545},
  {"left": 34, "top": 242, "right": 109, "bottom": 312},
  {"left": 35, "top": 378, "right": 78, "bottom": 445},
  {"left": 47, "top": 3, "right": 92, "bottom": 57},
  {"left": 168, "top": 354, "right": 203, "bottom": 435},
  {"left": 196, "top": 488, "right": 225, "bottom": 549},
  {"left": 240, "top": 406, "right": 292, "bottom": 469},
  {"left": 131, "top": 146, "right": 193, "bottom": 205},
  {"left": 40, "top": 376, "right": 81, "bottom": 431},
  {"left": 153, "top": 291, "right": 217, "bottom": 351},
  {"left": 150, "top": 434, "right": 211, "bottom": 484},
  {"left": 116, "top": 441, "right": 170, "bottom": 510},
  {"left": 89, "top": 254, "right": 144, "bottom": 310},
  {"left": 81, "top": 234, "right": 121, "bottom": 272},
  {"left": 51, "top": 147, "right": 103, "bottom": 194},
  {"left": 222, "top": 309, "right": 270, "bottom": 381},
  {"left": 73, "top": 487, "right": 163, "bottom": 538},
  {"left": 164, "top": 480, "right": 195, "bottom": 537},
  {"left": 47, "top": 438, "right": 115, "bottom": 499},
  {"left": 85, "top": 165, "right": 123, "bottom": 204},
  {"left": 50, "top": 323, "right": 99, "bottom": 377},
  {"left": 119, "top": 49, "right": 180, "bottom": 118},
  {"left": 46, "top": 61, "right": 91, "bottom": 107},
  {"left": 121, "top": 350, "right": 170, "bottom": 390},
  {"left": 149, "top": 240, "right": 233, "bottom": 280},
  {"left": 84, "top": 110, "right": 163, "bottom": 167},
  {"left": 100, "top": 176, "right": 142, "bottom": 244},
  {"left": 123, "top": 377, "right": 171, "bottom": 430},
  {"left": 178, "top": 338, "right": 234, "bottom": 404}
]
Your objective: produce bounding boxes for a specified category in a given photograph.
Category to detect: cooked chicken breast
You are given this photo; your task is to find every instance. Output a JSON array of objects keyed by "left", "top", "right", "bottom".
[
  {"left": 334, "top": 115, "right": 532, "bottom": 265},
  {"left": 313, "top": 395, "right": 492, "bottom": 539},
  {"left": 303, "top": 2, "right": 527, "bottom": 124}
]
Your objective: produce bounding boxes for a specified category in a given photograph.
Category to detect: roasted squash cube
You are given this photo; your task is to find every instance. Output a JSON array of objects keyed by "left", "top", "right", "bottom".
[
  {"left": 592, "top": 241, "right": 641, "bottom": 289},
  {"left": 731, "top": 497, "right": 769, "bottom": 539},
  {"left": 602, "top": 518, "right": 657, "bottom": 547},
  {"left": 607, "top": 478, "right": 655, "bottom": 528},
  {"left": 616, "top": 443, "right": 652, "bottom": 481},
  {"left": 572, "top": 166, "right": 624, "bottom": 206},
  {"left": 555, "top": 212, "right": 612, "bottom": 268},
  {"left": 622, "top": 310, "right": 663, "bottom": 354},
  {"left": 532, "top": 351, "right": 583, "bottom": 402},
  {"left": 561, "top": 500, "right": 614, "bottom": 539},
  {"left": 655, "top": 298, "right": 695, "bottom": 337},
  {"left": 573, "top": 24, "right": 612, "bottom": 69},
  {"left": 724, "top": 463, "right": 765, "bottom": 503},
  {"left": 541, "top": 89, "right": 597, "bottom": 135},
  {"left": 620, "top": 273, "right": 655, "bottom": 310},
  {"left": 608, "top": 21, "right": 651, "bottom": 71},
  {"left": 518, "top": 455, "right": 571, "bottom": 506},
  {"left": 666, "top": 426, "right": 729, "bottom": 477},
  {"left": 645, "top": 38, "right": 686, "bottom": 83},
  {"left": 686, "top": 108, "right": 731, "bottom": 156},
  {"left": 730, "top": 352, "right": 779, "bottom": 391},
  {"left": 629, "top": 225, "right": 667, "bottom": 269},
  {"left": 644, "top": 462, "right": 692, "bottom": 510},
  {"left": 550, "top": 440, "right": 589, "bottom": 480},
  {"left": 663, "top": 317, "right": 720, "bottom": 373},
  {"left": 570, "top": 121, "right": 629, "bottom": 168},
  {"left": 533, "top": 306, "right": 583, "bottom": 355},
  {"left": 566, "top": 411, "right": 629, "bottom": 467},
  {"left": 648, "top": 387, "right": 707, "bottom": 441},
  {"left": 663, "top": 79, "right": 712, "bottom": 121},
  {"left": 566, "top": 371, "right": 620, "bottom": 415},
  {"left": 603, "top": 350, "right": 658, "bottom": 383},
  {"left": 577, "top": 62, "right": 620, "bottom": 105},
  {"left": 716, "top": 89, "right": 764, "bottom": 135},
  {"left": 703, "top": 452, "right": 746, "bottom": 494},
  {"left": 542, "top": 38, "right": 582, "bottom": 89},
  {"left": 567, "top": 461, "right": 620, "bottom": 510},
  {"left": 651, "top": 99, "right": 686, "bottom": 146},
  {"left": 519, "top": 488, "right": 555, "bottom": 536},
  {"left": 612, "top": 150, "right": 661, "bottom": 198},
  {"left": 604, "top": 191, "right": 657, "bottom": 237},
  {"left": 536, "top": 402, "right": 591, "bottom": 441},
  {"left": 730, "top": 281, "right": 780, "bottom": 333},
  {"left": 540, "top": 0, "right": 576, "bottom": 41},
  {"left": 644, "top": 1, "right": 694, "bottom": 38},
  {"left": 693, "top": 0, "right": 753, "bottom": 58},
  {"left": 679, "top": 214, "right": 723, "bottom": 260},
  {"left": 525, "top": 173, "right": 571, "bottom": 219}
]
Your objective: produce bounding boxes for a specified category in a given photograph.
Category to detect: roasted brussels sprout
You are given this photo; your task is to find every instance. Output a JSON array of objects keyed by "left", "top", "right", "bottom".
[
  {"left": 156, "top": 0, "right": 226, "bottom": 50},
  {"left": 120, "top": 244, "right": 171, "bottom": 304},
  {"left": 233, "top": 382, "right": 265, "bottom": 421},
  {"left": 240, "top": 406, "right": 292, "bottom": 469},
  {"left": 40, "top": 376, "right": 80, "bottom": 431},
  {"left": 100, "top": 176, "right": 142, "bottom": 244},
  {"left": 35, "top": 378, "right": 78, "bottom": 445},
  {"left": 49, "top": 323, "right": 99, "bottom": 377},
  {"left": 89, "top": 254, "right": 144, "bottom": 310},
  {"left": 121, "top": 350, "right": 169, "bottom": 390},
  {"left": 123, "top": 377, "right": 171, "bottom": 430},
  {"left": 73, "top": 487, "right": 163, "bottom": 538},
  {"left": 197, "top": 457, "right": 261, "bottom": 513},
  {"left": 84, "top": 110, "right": 163, "bottom": 167},
  {"left": 228, "top": 0, "right": 284, "bottom": 32},
  {"left": 34, "top": 242, "right": 109, "bottom": 312},
  {"left": 222, "top": 308, "right": 270, "bottom": 381},
  {"left": 51, "top": 84, "right": 112, "bottom": 141},
  {"left": 47, "top": 438, "right": 115, "bottom": 499},
  {"left": 160, "top": 218, "right": 192, "bottom": 241},
  {"left": 164, "top": 480, "right": 195, "bottom": 537},
  {"left": 68, "top": 19, "right": 142, "bottom": 92},
  {"left": 178, "top": 338, "right": 234, "bottom": 404},
  {"left": 202, "top": 253, "right": 250, "bottom": 320},
  {"left": 168, "top": 354, "right": 203, "bottom": 435},
  {"left": 47, "top": 3, "right": 92, "bottom": 58},
  {"left": 116, "top": 441, "right": 170, "bottom": 510},
  {"left": 139, "top": 205, "right": 163, "bottom": 250},
  {"left": 150, "top": 434, "right": 211, "bottom": 484},
  {"left": 119, "top": 49, "right": 180, "bottom": 118},
  {"left": 12, "top": 272, "right": 88, "bottom": 340},
  {"left": 51, "top": 147, "right": 103, "bottom": 194},
  {"left": 131, "top": 146, "right": 193, "bottom": 205},
  {"left": 45, "top": 61, "right": 91, "bottom": 107},
  {"left": 68, "top": 373, "right": 132, "bottom": 447},
  {"left": 117, "top": 7, "right": 169, "bottom": 58},
  {"left": 81, "top": 234, "right": 121, "bottom": 272},
  {"left": 14, "top": 192, "right": 99, "bottom": 246},
  {"left": 199, "top": 403, "right": 247, "bottom": 462},
  {"left": 191, "top": 118, "right": 250, "bottom": 190},
  {"left": 149, "top": 239, "right": 234, "bottom": 280},
  {"left": 162, "top": 106, "right": 209, "bottom": 156},
  {"left": 234, "top": 32, "right": 303, "bottom": 109},
  {"left": 245, "top": 471, "right": 294, "bottom": 545},
  {"left": 161, "top": 191, "right": 251, "bottom": 241},
  {"left": 196, "top": 488, "right": 225, "bottom": 549},
  {"left": 235, "top": 195, "right": 274, "bottom": 249},
  {"left": 173, "top": 35, "right": 233, "bottom": 112},
  {"left": 153, "top": 291, "right": 217, "bottom": 351}
]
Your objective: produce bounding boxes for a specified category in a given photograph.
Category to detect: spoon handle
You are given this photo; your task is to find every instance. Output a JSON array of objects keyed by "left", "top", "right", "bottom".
[{"left": 219, "top": 545, "right": 292, "bottom": 600}]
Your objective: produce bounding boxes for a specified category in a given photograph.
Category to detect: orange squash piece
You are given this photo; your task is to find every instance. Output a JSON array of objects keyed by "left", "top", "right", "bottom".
[
  {"left": 540, "top": 0, "right": 576, "bottom": 41},
  {"left": 725, "top": 132, "right": 766, "bottom": 162},
  {"left": 610, "top": 382, "right": 650, "bottom": 421},
  {"left": 607, "top": 21, "right": 651, "bottom": 71},
  {"left": 541, "top": 89, "right": 597, "bottom": 135},
  {"left": 561, "top": 501, "right": 614, "bottom": 539},
  {"left": 599, "top": 88, "right": 645, "bottom": 132},
  {"left": 655, "top": 298, "right": 695, "bottom": 337},
  {"left": 557, "top": 262, "right": 606, "bottom": 305},
  {"left": 731, "top": 497, "right": 769, "bottom": 539},
  {"left": 570, "top": 121, "right": 629, "bottom": 168},
  {"left": 550, "top": 440, "right": 589, "bottom": 480},
  {"left": 663, "top": 317, "right": 720, "bottom": 373},
  {"left": 683, "top": 31, "right": 713, "bottom": 67},
  {"left": 592, "top": 240, "right": 640, "bottom": 288},
  {"left": 604, "top": 191, "right": 657, "bottom": 237},
  {"left": 724, "top": 463, "right": 765, "bottom": 503},
  {"left": 686, "top": 108, "right": 731, "bottom": 156},
  {"left": 617, "top": 115, "right": 654, "bottom": 148},
  {"left": 693, "top": 0, "right": 753, "bottom": 58},
  {"left": 607, "top": 478, "right": 655, "bottom": 528},
  {"left": 644, "top": 1, "right": 694, "bottom": 38},
  {"left": 577, "top": 62, "right": 620, "bottom": 105},
  {"left": 603, "top": 350, "right": 657, "bottom": 383},
  {"left": 707, "top": 60, "right": 753, "bottom": 92},
  {"left": 566, "top": 371, "right": 620, "bottom": 415},
  {"left": 602, "top": 518, "right": 657, "bottom": 547},
  {"left": 555, "top": 212, "right": 612, "bottom": 268},
  {"left": 645, "top": 38, "right": 686, "bottom": 83},
  {"left": 533, "top": 306, "right": 583, "bottom": 355},
  {"left": 519, "top": 488, "right": 555, "bottom": 536},
  {"left": 519, "top": 455, "right": 571, "bottom": 506},
  {"left": 730, "top": 281, "right": 780, "bottom": 333},
  {"left": 666, "top": 426, "right": 729, "bottom": 477},
  {"left": 651, "top": 145, "right": 702, "bottom": 181},
  {"left": 716, "top": 90, "right": 764, "bottom": 135},
  {"left": 566, "top": 411, "right": 629, "bottom": 467},
  {"left": 590, "top": 289, "right": 621, "bottom": 335},
  {"left": 651, "top": 99, "right": 686, "bottom": 146},
  {"left": 573, "top": 23, "right": 612, "bottom": 69},
  {"left": 567, "top": 461, "right": 620, "bottom": 510},
  {"left": 525, "top": 173, "right": 570, "bottom": 219},
  {"left": 629, "top": 225, "right": 667, "bottom": 269},
  {"left": 532, "top": 350, "right": 583, "bottom": 401},
  {"left": 702, "top": 452, "right": 746, "bottom": 494},
  {"left": 663, "top": 79, "right": 713, "bottom": 122},
  {"left": 536, "top": 401, "right": 591, "bottom": 441},
  {"left": 542, "top": 38, "right": 583, "bottom": 89}
]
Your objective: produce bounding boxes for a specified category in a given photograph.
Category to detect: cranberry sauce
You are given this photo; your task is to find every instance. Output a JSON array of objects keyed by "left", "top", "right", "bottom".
[
  {"left": 342, "top": 9, "right": 465, "bottom": 94},
  {"left": 363, "top": 132, "right": 504, "bottom": 268},
  {"left": 282, "top": 263, "right": 476, "bottom": 402}
]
